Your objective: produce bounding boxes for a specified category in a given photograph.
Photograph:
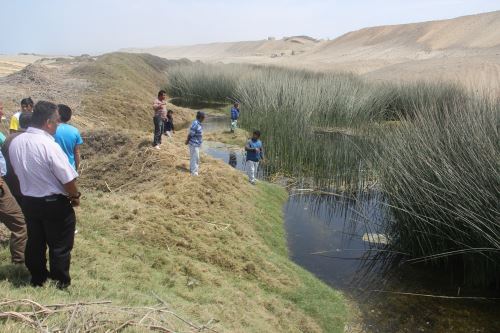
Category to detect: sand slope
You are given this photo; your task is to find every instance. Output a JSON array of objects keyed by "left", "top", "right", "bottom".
[
  {"left": 322, "top": 10, "right": 500, "bottom": 52},
  {"left": 124, "top": 36, "right": 321, "bottom": 64},
  {"left": 128, "top": 10, "right": 500, "bottom": 93},
  {"left": 0, "top": 55, "right": 43, "bottom": 77}
]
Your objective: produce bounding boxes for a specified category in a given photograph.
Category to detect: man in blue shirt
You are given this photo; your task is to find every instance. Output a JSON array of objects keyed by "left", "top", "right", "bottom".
[
  {"left": 185, "top": 111, "right": 205, "bottom": 176},
  {"left": 54, "top": 104, "right": 84, "bottom": 171},
  {"left": 245, "top": 130, "right": 264, "bottom": 185},
  {"left": 230, "top": 102, "right": 240, "bottom": 133}
]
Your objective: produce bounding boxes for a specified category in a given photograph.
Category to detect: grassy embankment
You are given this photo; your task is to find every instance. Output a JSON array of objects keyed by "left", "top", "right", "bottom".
[
  {"left": 165, "top": 62, "right": 500, "bottom": 288},
  {"left": 70, "top": 52, "right": 194, "bottom": 129},
  {"left": 0, "top": 53, "right": 347, "bottom": 332}
]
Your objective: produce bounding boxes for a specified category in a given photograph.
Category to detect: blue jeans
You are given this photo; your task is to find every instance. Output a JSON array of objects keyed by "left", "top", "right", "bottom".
[{"left": 153, "top": 115, "right": 164, "bottom": 146}]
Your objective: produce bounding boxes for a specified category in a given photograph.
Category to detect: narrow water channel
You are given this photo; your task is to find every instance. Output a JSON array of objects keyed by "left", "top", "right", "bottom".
[{"left": 202, "top": 116, "right": 500, "bottom": 333}]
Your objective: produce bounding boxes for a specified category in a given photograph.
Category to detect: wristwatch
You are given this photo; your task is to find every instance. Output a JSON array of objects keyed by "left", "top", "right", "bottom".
[{"left": 69, "top": 192, "right": 82, "bottom": 199}]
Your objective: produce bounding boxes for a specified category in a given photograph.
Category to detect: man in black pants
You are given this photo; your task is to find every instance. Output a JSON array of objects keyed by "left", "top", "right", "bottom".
[{"left": 9, "top": 101, "right": 80, "bottom": 288}]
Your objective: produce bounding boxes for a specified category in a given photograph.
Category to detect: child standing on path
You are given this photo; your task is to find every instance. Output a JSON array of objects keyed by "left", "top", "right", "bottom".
[
  {"left": 186, "top": 111, "right": 205, "bottom": 176},
  {"left": 245, "top": 130, "right": 264, "bottom": 185},
  {"left": 230, "top": 102, "right": 240, "bottom": 133}
]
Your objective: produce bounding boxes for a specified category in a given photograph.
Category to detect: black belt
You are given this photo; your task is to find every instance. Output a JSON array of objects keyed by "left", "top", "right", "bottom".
[{"left": 24, "top": 194, "right": 68, "bottom": 203}]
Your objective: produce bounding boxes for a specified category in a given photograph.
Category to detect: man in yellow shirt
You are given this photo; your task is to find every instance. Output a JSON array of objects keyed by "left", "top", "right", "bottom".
[{"left": 10, "top": 98, "right": 34, "bottom": 133}]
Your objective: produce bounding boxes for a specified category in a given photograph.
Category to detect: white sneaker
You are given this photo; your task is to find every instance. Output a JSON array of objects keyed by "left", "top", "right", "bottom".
[{"left": 154, "top": 145, "right": 161, "bottom": 150}]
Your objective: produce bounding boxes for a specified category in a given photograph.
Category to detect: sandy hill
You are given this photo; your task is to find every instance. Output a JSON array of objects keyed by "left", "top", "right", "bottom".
[
  {"left": 128, "top": 10, "right": 500, "bottom": 93},
  {"left": 124, "top": 36, "right": 320, "bottom": 62},
  {"left": 321, "top": 10, "right": 500, "bottom": 52}
]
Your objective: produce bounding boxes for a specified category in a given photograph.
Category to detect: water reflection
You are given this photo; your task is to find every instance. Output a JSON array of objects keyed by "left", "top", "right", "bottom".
[
  {"left": 204, "top": 146, "right": 245, "bottom": 171},
  {"left": 229, "top": 152, "right": 237, "bottom": 168},
  {"left": 284, "top": 191, "right": 500, "bottom": 333},
  {"left": 202, "top": 116, "right": 231, "bottom": 133},
  {"left": 285, "top": 191, "right": 391, "bottom": 289}
]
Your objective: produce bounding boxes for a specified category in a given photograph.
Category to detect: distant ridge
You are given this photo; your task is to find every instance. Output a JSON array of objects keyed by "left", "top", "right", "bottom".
[
  {"left": 125, "top": 10, "right": 500, "bottom": 93},
  {"left": 123, "top": 36, "right": 318, "bottom": 60}
]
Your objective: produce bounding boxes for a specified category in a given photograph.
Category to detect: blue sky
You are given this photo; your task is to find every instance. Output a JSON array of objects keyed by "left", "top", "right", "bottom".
[{"left": 0, "top": 0, "right": 499, "bottom": 55}]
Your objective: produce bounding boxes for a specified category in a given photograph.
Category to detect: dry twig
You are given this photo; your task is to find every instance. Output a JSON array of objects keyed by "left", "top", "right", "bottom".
[{"left": 0, "top": 298, "right": 219, "bottom": 332}]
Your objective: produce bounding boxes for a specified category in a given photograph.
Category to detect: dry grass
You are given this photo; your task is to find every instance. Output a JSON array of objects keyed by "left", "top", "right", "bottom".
[
  {"left": 78, "top": 127, "right": 248, "bottom": 195},
  {"left": 0, "top": 129, "right": 347, "bottom": 332},
  {"left": 0, "top": 52, "right": 347, "bottom": 332},
  {"left": 0, "top": 298, "right": 219, "bottom": 332}
]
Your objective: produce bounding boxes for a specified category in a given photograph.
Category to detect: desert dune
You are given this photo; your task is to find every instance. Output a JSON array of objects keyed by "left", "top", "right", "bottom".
[{"left": 126, "top": 10, "right": 500, "bottom": 93}]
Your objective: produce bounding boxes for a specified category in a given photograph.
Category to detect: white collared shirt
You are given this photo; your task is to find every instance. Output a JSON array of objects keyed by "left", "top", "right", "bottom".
[{"left": 9, "top": 127, "right": 78, "bottom": 197}]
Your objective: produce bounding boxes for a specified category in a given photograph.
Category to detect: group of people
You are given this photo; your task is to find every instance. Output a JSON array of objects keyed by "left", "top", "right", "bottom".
[
  {"left": 151, "top": 91, "right": 263, "bottom": 183},
  {"left": 0, "top": 98, "right": 83, "bottom": 289},
  {"left": 0, "top": 90, "right": 261, "bottom": 289}
]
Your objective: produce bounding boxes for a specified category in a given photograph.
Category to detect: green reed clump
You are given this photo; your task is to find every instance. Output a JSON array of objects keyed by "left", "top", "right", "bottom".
[
  {"left": 378, "top": 81, "right": 470, "bottom": 120},
  {"left": 307, "top": 73, "right": 390, "bottom": 127},
  {"left": 377, "top": 94, "right": 500, "bottom": 286},
  {"left": 235, "top": 67, "right": 375, "bottom": 188},
  {"left": 166, "top": 63, "right": 244, "bottom": 103}
]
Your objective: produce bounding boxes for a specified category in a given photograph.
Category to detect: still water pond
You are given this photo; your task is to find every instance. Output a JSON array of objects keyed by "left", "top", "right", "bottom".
[
  {"left": 202, "top": 116, "right": 500, "bottom": 333},
  {"left": 284, "top": 192, "right": 500, "bottom": 333}
]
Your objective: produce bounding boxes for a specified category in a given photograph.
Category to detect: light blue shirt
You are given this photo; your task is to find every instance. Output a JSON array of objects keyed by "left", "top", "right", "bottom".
[
  {"left": 246, "top": 139, "right": 263, "bottom": 162},
  {"left": 0, "top": 151, "right": 6, "bottom": 176},
  {"left": 188, "top": 120, "right": 203, "bottom": 147},
  {"left": 54, "top": 123, "right": 83, "bottom": 170},
  {"left": 0, "top": 132, "right": 7, "bottom": 176}
]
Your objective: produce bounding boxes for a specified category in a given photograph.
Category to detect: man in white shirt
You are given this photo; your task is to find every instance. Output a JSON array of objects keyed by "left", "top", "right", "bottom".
[{"left": 9, "top": 101, "right": 81, "bottom": 288}]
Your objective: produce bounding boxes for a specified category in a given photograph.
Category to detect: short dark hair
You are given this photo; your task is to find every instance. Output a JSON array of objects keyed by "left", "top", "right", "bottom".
[
  {"left": 253, "top": 130, "right": 261, "bottom": 137},
  {"left": 158, "top": 90, "right": 167, "bottom": 98},
  {"left": 196, "top": 111, "right": 205, "bottom": 120},
  {"left": 58, "top": 104, "right": 72, "bottom": 122},
  {"left": 167, "top": 109, "right": 173, "bottom": 114},
  {"left": 19, "top": 112, "right": 32, "bottom": 129},
  {"left": 21, "top": 97, "right": 34, "bottom": 107},
  {"left": 31, "top": 101, "right": 58, "bottom": 127}
]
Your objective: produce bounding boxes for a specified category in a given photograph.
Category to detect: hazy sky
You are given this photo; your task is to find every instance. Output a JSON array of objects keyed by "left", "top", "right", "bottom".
[{"left": 0, "top": 0, "right": 499, "bottom": 55}]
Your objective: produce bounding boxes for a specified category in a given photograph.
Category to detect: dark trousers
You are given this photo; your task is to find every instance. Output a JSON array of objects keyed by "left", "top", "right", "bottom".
[
  {"left": 22, "top": 195, "right": 76, "bottom": 287},
  {"left": 153, "top": 115, "right": 164, "bottom": 146}
]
